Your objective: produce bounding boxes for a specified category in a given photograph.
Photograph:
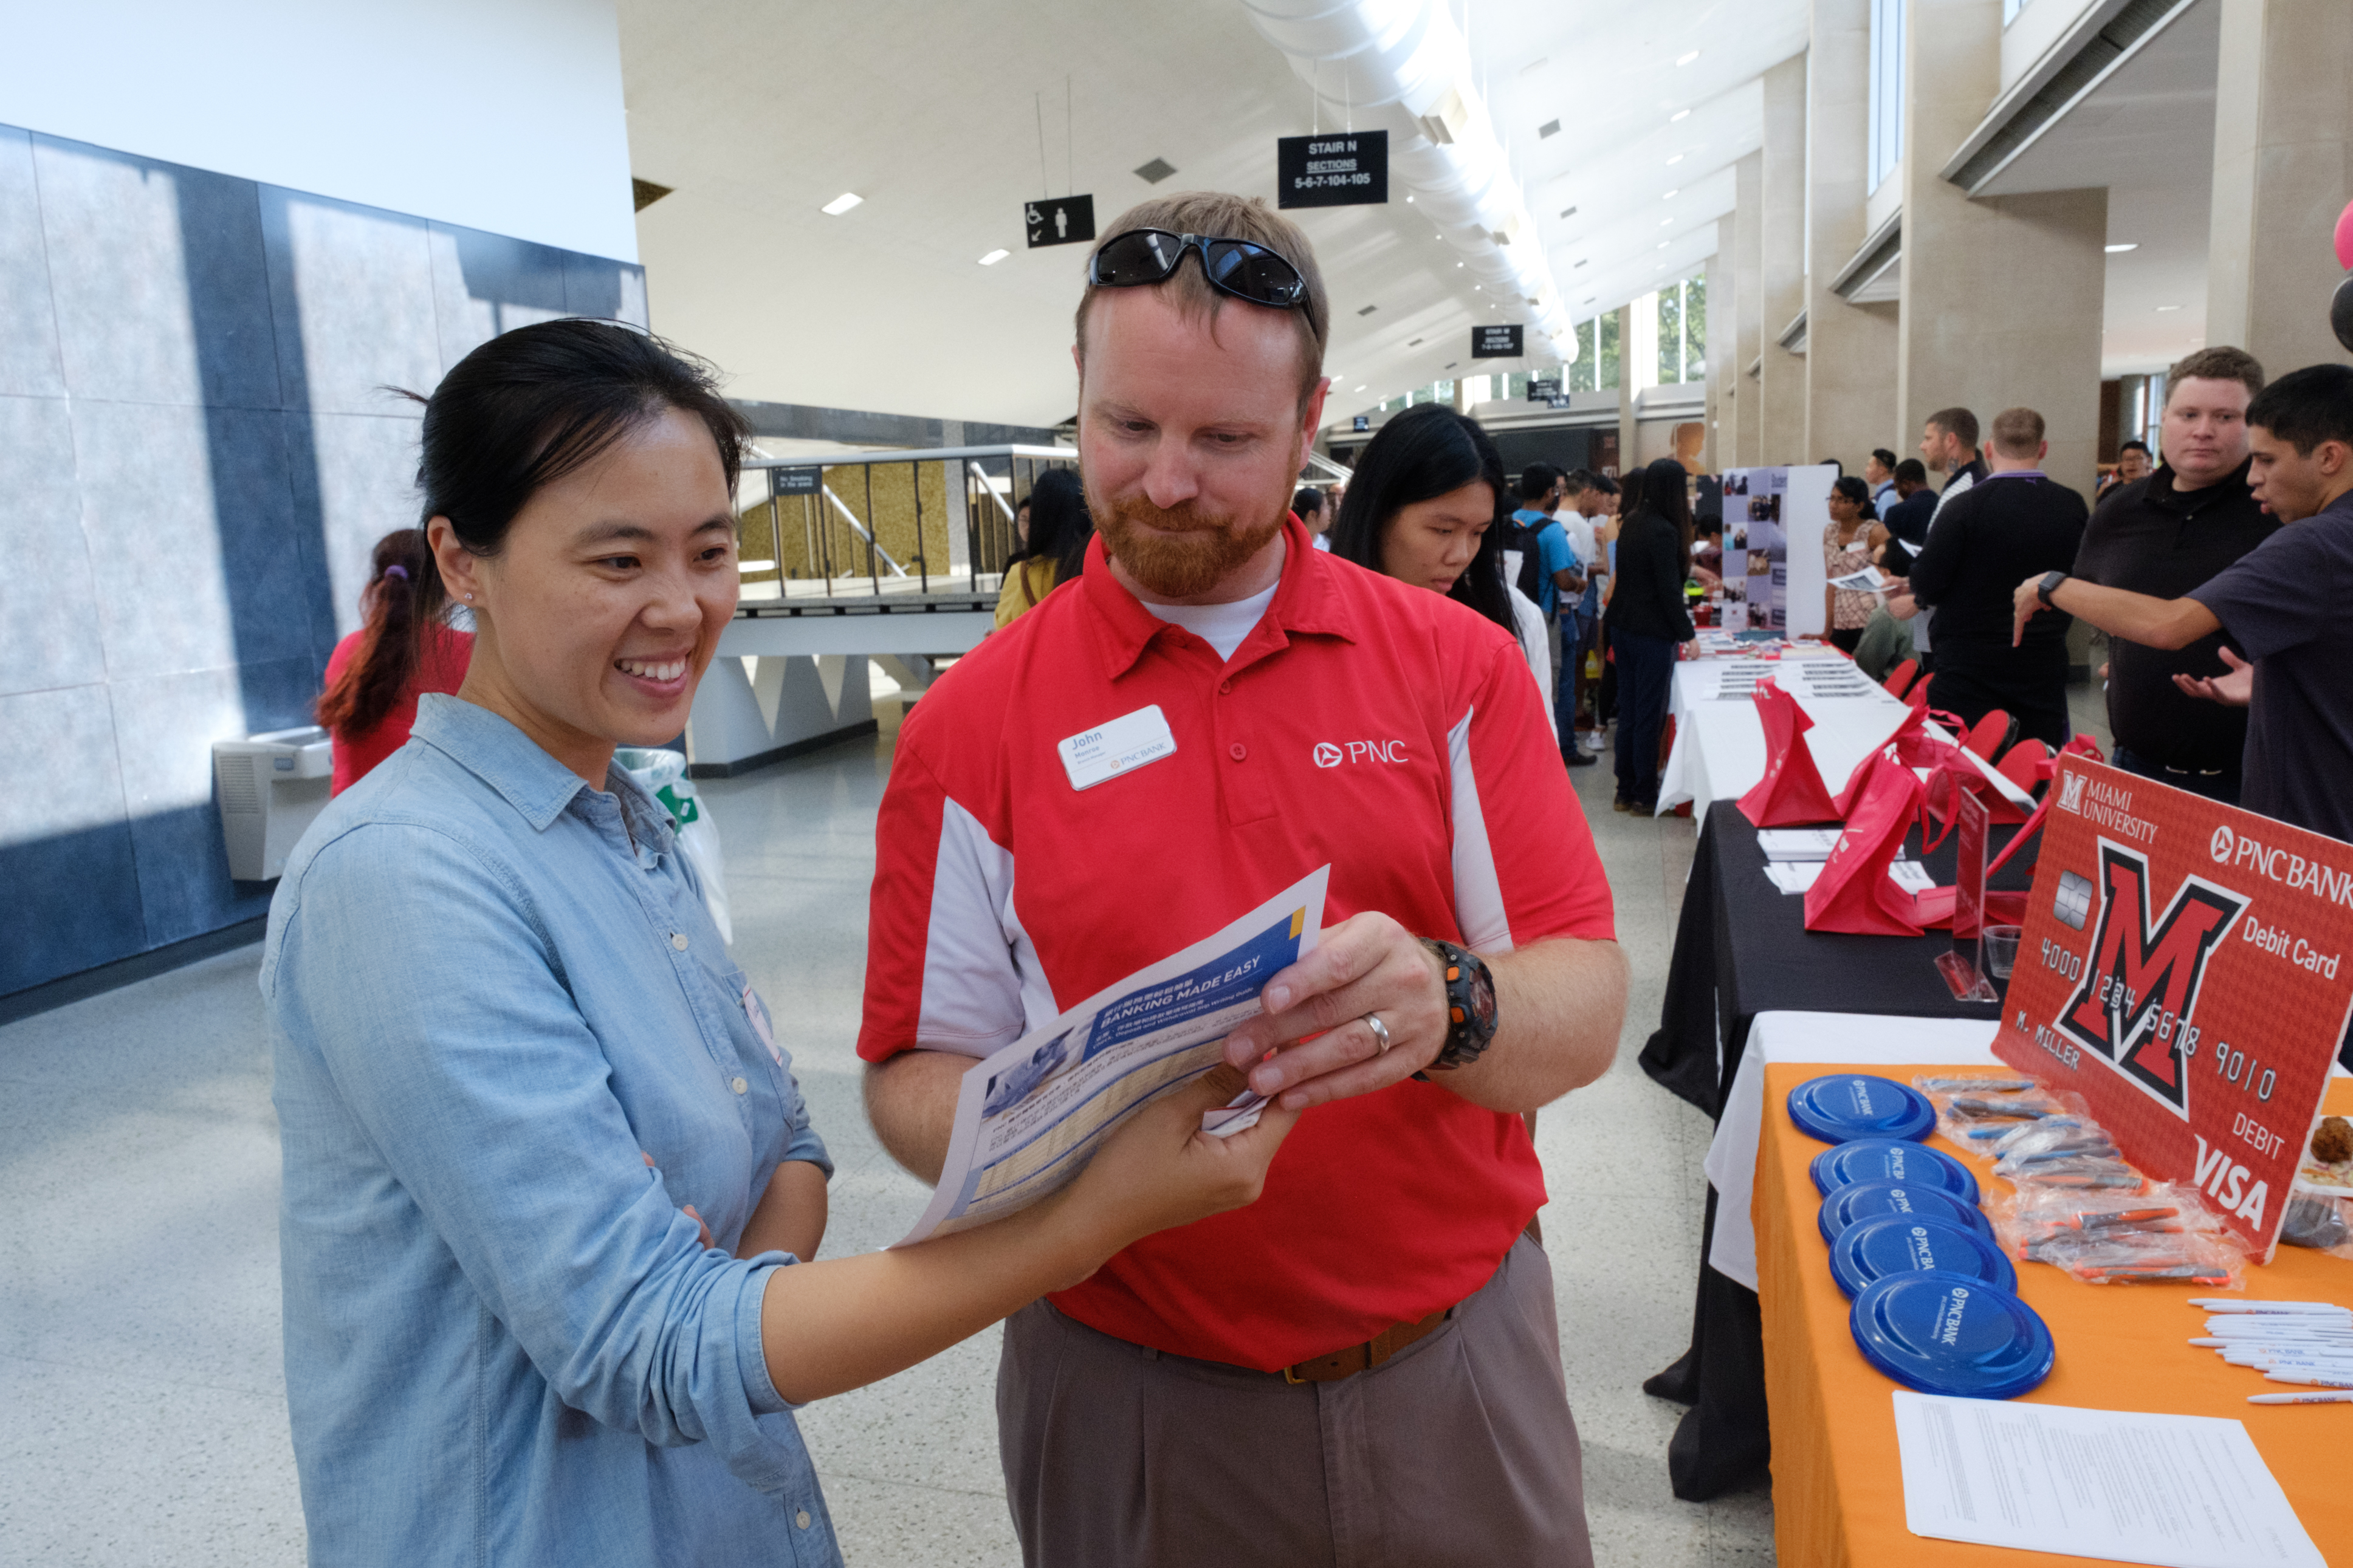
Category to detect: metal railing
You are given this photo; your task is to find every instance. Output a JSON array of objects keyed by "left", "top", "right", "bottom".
[{"left": 737, "top": 443, "right": 1079, "bottom": 601}]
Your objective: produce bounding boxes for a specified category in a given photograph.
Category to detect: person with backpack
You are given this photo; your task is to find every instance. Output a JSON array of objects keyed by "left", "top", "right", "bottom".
[{"left": 1505, "top": 463, "right": 1593, "bottom": 765}]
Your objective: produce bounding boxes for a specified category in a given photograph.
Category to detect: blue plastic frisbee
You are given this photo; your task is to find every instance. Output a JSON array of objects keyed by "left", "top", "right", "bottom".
[
  {"left": 1849, "top": 1270, "right": 2055, "bottom": 1399},
  {"left": 1811, "top": 1138, "right": 1981, "bottom": 1206},
  {"left": 1830, "top": 1214, "right": 2018, "bottom": 1300},
  {"left": 1787, "top": 1074, "right": 1937, "bottom": 1145},
  {"left": 1818, "top": 1178, "right": 1993, "bottom": 1245}
]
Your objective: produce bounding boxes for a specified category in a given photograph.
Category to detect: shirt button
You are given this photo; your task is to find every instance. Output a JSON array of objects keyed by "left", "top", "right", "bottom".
[
  {"left": 670, "top": 932, "right": 689, "bottom": 951},
  {"left": 795, "top": 1510, "right": 812, "bottom": 1530},
  {"left": 731, "top": 1076, "right": 749, "bottom": 1095},
  {"left": 1218, "top": 679, "right": 1232, "bottom": 695},
  {"left": 1228, "top": 742, "right": 1247, "bottom": 761}
]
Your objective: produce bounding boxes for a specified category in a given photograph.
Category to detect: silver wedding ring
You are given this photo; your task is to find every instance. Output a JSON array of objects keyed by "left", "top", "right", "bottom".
[{"left": 1364, "top": 1013, "right": 1392, "bottom": 1055}]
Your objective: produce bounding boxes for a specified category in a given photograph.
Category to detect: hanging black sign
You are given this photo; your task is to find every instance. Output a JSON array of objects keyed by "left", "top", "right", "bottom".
[
  {"left": 772, "top": 465, "right": 821, "bottom": 498},
  {"left": 1527, "top": 376, "right": 1561, "bottom": 402},
  {"left": 1025, "top": 195, "right": 1096, "bottom": 248},
  {"left": 1471, "top": 324, "right": 1525, "bottom": 358},
  {"left": 1276, "top": 130, "right": 1389, "bottom": 208}
]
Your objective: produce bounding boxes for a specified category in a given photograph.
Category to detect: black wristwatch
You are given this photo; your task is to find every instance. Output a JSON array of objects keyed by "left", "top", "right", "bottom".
[
  {"left": 1413, "top": 939, "right": 1498, "bottom": 1078},
  {"left": 2036, "top": 570, "right": 2069, "bottom": 608}
]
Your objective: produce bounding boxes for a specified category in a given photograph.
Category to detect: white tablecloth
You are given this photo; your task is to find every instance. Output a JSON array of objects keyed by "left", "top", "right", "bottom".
[
  {"left": 1654, "top": 657, "right": 2035, "bottom": 819},
  {"left": 1699, "top": 1011, "right": 2001, "bottom": 1292}
]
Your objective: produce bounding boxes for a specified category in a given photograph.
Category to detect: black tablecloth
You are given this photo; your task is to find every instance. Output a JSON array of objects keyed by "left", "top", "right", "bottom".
[{"left": 1636, "top": 801, "right": 2035, "bottom": 1500}]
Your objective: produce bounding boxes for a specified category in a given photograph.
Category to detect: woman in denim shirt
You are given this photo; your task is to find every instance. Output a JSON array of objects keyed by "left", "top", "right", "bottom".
[{"left": 263, "top": 320, "right": 1298, "bottom": 1567}]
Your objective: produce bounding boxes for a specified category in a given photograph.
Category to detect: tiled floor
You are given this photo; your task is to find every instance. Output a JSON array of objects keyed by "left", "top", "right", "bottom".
[{"left": 5, "top": 674, "right": 2113, "bottom": 1566}]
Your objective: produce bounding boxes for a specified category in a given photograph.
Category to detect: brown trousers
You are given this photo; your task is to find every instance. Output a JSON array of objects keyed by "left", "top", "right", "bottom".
[{"left": 996, "top": 1237, "right": 1593, "bottom": 1568}]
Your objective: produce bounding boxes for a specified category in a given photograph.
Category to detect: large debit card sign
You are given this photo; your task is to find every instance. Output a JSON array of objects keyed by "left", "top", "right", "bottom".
[{"left": 1994, "top": 758, "right": 2353, "bottom": 1258}]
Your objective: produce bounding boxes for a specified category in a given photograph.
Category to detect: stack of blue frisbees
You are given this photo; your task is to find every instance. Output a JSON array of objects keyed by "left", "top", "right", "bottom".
[{"left": 1788, "top": 1073, "right": 2056, "bottom": 1399}]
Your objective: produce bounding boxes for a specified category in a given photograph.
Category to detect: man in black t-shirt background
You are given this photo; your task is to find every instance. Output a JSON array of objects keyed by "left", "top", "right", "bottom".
[
  {"left": 2070, "top": 347, "right": 2275, "bottom": 803},
  {"left": 1909, "top": 406, "right": 2088, "bottom": 748}
]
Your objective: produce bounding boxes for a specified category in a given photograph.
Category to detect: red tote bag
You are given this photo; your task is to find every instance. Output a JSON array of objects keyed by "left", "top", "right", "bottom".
[
  {"left": 1804, "top": 747, "right": 1927, "bottom": 937},
  {"left": 1738, "top": 683, "right": 1841, "bottom": 827}
]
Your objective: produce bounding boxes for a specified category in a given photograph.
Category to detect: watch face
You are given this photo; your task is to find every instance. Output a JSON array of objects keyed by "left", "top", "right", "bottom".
[{"left": 1463, "top": 958, "right": 1497, "bottom": 1036}]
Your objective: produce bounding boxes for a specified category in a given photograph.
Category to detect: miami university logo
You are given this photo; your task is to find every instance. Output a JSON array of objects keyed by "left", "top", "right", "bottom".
[{"left": 2056, "top": 841, "right": 2248, "bottom": 1114}]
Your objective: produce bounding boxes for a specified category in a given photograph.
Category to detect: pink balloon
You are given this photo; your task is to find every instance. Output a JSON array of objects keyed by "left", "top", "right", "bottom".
[{"left": 2338, "top": 199, "right": 2353, "bottom": 272}]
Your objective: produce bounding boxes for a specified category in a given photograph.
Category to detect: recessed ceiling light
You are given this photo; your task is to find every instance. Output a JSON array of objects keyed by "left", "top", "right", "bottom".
[
  {"left": 1444, "top": 362, "right": 1458, "bottom": 370},
  {"left": 1660, "top": 219, "right": 1673, "bottom": 227},
  {"left": 1133, "top": 157, "right": 1177, "bottom": 184},
  {"left": 2155, "top": 303, "right": 2183, "bottom": 312},
  {"left": 2105, "top": 242, "right": 2138, "bottom": 253},
  {"left": 1457, "top": 261, "right": 1465, "bottom": 268},
  {"left": 1408, "top": 337, "right": 1424, "bottom": 346},
  {"left": 1663, "top": 189, "right": 1679, "bottom": 199},
  {"left": 1474, "top": 284, "right": 1482, "bottom": 290},
  {"left": 978, "top": 248, "right": 1008, "bottom": 265},
  {"left": 1358, "top": 304, "right": 1379, "bottom": 316},
  {"left": 1583, "top": 296, "right": 1596, "bottom": 304},
  {"left": 821, "top": 192, "right": 862, "bottom": 215},
  {"left": 1355, "top": 384, "right": 1367, "bottom": 392},
  {"left": 1671, "top": 109, "right": 1691, "bottom": 122},
  {"left": 1657, "top": 241, "right": 1669, "bottom": 249},
  {"left": 1667, "top": 154, "right": 1685, "bottom": 166},
  {"left": 1539, "top": 119, "right": 1562, "bottom": 139},
  {"left": 1406, "top": 194, "right": 1415, "bottom": 203},
  {"left": 1561, "top": 205, "right": 1578, "bottom": 219},
  {"left": 1677, "top": 50, "right": 1700, "bottom": 66},
  {"left": 1573, "top": 259, "right": 1588, "bottom": 268}
]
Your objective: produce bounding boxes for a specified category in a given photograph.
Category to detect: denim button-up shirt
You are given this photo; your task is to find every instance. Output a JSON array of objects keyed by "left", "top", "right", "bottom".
[{"left": 263, "top": 695, "right": 839, "bottom": 1567}]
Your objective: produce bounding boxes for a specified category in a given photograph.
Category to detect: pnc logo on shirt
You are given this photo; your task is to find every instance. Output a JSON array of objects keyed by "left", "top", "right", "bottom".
[{"left": 1313, "top": 739, "right": 1409, "bottom": 768}]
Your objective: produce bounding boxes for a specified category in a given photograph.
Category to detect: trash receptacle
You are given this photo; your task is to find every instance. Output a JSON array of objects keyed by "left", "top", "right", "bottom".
[{"left": 213, "top": 725, "right": 334, "bottom": 881}]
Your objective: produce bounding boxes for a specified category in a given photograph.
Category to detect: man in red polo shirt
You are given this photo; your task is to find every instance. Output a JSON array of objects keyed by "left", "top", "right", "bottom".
[{"left": 859, "top": 191, "right": 1626, "bottom": 1566}]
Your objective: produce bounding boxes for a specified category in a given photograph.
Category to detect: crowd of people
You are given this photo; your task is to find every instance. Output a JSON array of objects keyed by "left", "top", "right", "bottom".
[{"left": 281, "top": 181, "right": 2353, "bottom": 1566}]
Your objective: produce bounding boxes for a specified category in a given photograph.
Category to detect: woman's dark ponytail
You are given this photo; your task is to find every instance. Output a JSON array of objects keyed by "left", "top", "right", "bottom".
[{"left": 317, "top": 529, "right": 437, "bottom": 736}]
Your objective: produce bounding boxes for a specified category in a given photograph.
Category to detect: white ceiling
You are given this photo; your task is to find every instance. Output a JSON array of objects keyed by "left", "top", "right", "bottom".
[
  {"left": 617, "top": 0, "right": 1802, "bottom": 433},
  {"left": 619, "top": 0, "right": 2212, "bottom": 434}
]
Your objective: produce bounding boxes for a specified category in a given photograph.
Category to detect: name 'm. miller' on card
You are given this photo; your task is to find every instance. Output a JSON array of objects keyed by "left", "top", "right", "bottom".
[{"left": 1994, "top": 758, "right": 2353, "bottom": 1259}]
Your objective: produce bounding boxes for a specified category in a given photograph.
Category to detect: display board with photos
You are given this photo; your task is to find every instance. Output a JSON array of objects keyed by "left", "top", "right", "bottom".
[
  {"left": 1717, "top": 467, "right": 1790, "bottom": 632},
  {"left": 1993, "top": 758, "right": 2353, "bottom": 1258}
]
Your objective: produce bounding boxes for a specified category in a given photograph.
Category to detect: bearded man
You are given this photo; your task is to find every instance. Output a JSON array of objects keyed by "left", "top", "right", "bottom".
[{"left": 854, "top": 191, "right": 1626, "bottom": 1567}]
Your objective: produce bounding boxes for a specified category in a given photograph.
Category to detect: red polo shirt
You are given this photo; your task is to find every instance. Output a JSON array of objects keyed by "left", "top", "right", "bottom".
[{"left": 858, "top": 519, "right": 1615, "bottom": 1369}]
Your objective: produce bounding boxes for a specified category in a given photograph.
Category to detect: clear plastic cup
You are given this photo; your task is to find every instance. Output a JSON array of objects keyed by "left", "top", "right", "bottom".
[{"left": 1983, "top": 925, "right": 2022, "bottom": 979}]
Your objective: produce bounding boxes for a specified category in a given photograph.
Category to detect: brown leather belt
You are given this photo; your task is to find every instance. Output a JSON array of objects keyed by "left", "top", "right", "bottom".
[{"left": 1281, "top": 1306, "right": 1452, "bottom": 1384}]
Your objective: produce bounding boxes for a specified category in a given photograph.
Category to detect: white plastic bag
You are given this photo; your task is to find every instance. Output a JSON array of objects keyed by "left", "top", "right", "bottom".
[{"left": 615, "top": 747, "right": 733, "bottom": 945}]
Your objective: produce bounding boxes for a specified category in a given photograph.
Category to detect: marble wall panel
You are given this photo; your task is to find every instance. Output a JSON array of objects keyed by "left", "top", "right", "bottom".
[
  {"left": 0, "top": 684, "right": 145, "bottom": 992},
  {"left": 0, "top": 395, "right": 106, "bottom": 697},
  {"left": 427, "top": 222, "right": 573, "bottom": 370},
  {"left": 294, "top": 411, "right": 425, "bottom": 651},
  {"left": 0, "top": 125, "right": 66, "bottom": 398},
  {"left": 71, "top": 399, "right": 237, "bottom": 682},
  {"left": 260, "top": 190, "right": 444, "bottom": 417},
  {"left": 562, "top": 252, "right": 650, "bottom": 327},
  {"left": 111, "top": 660, "right": 312, "bottom": 943},
  {"left": 34, "top": 135, "right": 280, "bottom": 411}
]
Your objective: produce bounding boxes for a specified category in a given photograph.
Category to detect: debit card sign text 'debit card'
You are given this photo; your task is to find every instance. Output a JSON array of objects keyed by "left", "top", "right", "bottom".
[{"left": 1994, "top": 758, "right": 2353, "bottom": 1259}]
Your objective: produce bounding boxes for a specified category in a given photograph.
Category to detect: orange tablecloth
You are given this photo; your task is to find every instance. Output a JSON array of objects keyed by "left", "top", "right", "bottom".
[{"left": 1757, "top": 1063, "right": 2353, "bottom": 1566}]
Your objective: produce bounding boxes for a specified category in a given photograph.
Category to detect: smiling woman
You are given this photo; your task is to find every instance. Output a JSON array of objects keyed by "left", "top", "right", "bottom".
[{"left": 260, "top": 318, "right": 1302, "bottom": 1567}]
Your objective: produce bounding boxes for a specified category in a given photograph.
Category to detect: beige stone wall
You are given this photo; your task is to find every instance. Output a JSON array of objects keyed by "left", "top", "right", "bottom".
[
  {"left": 1758, "top": 55, "right": 1810, "bottom": 465},
  {"left": 2207, "top": 0, "right": 2353, "bottom": 375},
  {"left": 1805, "top": 0, "right": 1901, "bottom": 469}
]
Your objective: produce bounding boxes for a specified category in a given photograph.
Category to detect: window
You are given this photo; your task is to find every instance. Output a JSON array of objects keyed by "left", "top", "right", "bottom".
[
  {"left": 1657, "top": 275, "right": 1706, "bottom": 385},
  {"left": 1566, "top": 314, "right": 1621, "bottom": 393},
  {"left": 1868, "top": 0, "right": 1905, "bottom": 193},
  {"left": 2004, "top": 0, "right": 2029, "bottom": 22}
]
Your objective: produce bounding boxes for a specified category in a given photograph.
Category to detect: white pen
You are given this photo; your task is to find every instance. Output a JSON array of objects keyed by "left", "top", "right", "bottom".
[
  {"left": 2193, "top": 1299, "right": 2350, "bottom": 1314},
  {"left": 2262, "top": 1371, "right": 2353, "bottom": 1388},
  {"left": 2248, "top": 1390, "right": 2353, "bottom": 1405}
]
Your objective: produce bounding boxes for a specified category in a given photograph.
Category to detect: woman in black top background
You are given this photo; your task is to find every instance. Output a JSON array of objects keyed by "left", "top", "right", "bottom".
[{"left": 1607, "top": 458, "right": 1696, "bottom": 812}]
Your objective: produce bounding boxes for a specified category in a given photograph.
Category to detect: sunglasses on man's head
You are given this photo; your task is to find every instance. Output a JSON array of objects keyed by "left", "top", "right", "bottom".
[{"left": 1087, "top": 230, "right": 1309, "bottom": 312}]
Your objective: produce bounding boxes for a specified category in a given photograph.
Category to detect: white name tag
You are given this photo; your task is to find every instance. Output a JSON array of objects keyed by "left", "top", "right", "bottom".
[{"left": 1057, "top": 705, "right": 1178, "bottom": 792}]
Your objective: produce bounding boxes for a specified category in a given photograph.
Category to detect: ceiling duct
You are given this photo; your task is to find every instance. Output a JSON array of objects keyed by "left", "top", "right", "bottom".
[{"left": 1238, "top": 0, "right": 1572, "bottom": 358}]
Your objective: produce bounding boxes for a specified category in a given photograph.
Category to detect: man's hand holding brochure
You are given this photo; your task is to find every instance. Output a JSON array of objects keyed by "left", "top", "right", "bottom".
[{"left": 897, "top": 868, "right": 1330, "bottom": 1247}]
